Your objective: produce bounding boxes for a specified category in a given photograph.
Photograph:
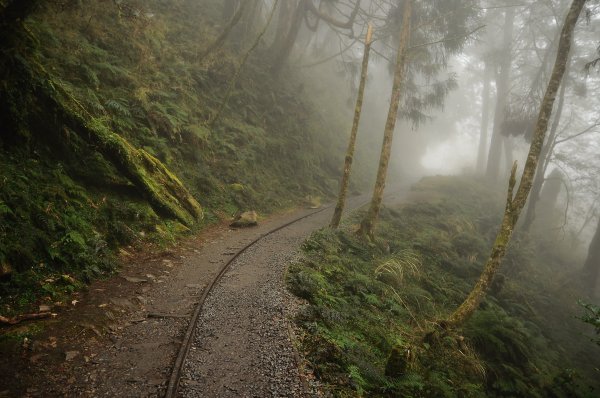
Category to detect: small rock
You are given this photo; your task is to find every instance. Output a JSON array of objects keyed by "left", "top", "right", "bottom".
[
  {"left": 230, "top": 211, "right": 258, "bottom": 228},
  {"left": 185, "top": 284, "right": 203, "bottom": 289},
  {"left": 64, "top": 351, "right": 79, "bottom": 361},
  {"left": 39, "top": 304, "right": 51, "bottom": 312},
  {"left": 109, "top": 298, "right": 136, "bottom": 310},
  {"left": 122, "top": 276, "right": 147, "bottom": 283}
]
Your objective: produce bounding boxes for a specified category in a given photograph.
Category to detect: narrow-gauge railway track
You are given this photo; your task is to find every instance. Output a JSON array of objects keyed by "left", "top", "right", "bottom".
[
  {"left": 164, "top": 189, "right": 407, "bottom": 397},
  {"left": 164, "top": 203, "right": 336, "bottom": 397}
]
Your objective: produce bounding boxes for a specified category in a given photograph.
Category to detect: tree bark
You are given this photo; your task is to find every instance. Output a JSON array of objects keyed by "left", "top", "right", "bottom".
[
  {"left": 199, "top": 0, "right": 249, "bottom": 61},
  {"left": 268, "top": 0, "right": 294, "bottom": 54},
  {"left": 583, "top": 216, "right": 600, "bottom": 295},
  {"left": 357, "top": 0, "right": 412, "bottom": 239},
  {"left": 446, "top": 0, "right": 586, "bottom": 328},
  {"left": 330, "top": 23, "right": 373, "bottom": 229},
  {"left": 208, "top": 0, "right": 279, "bottom": 127},
  {"left": 476, "top": 60, "right": 492, "bottom": 172},
  {"left": 486, "top": 8, "right": 514, "bottom": 181},
  {"left": 270, "top": 0, "right": 306, "bottom": 74},
  {"left": 521, "top": 60, "right": 569, "bottom": 232}
]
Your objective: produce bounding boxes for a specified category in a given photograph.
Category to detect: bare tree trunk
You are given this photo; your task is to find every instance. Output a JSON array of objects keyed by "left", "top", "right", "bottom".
[
  {"left": 198, "top": 1, "right": 249, "bottom": 61},
  {"left": 268, "top": 0, "right": 294, "bottom": 54},
  {"left": 357, "top": 0, "right": 412, "bottom": 239},
  {"left": 486, "top": 8, "right": 514, "bottom": 181},
  {"left": 582, "top": 216, "right": 600, "bottom": 295},
  {"left": 208, "top": 0, "right": 279, "bottom": 127},
  {"left": 222, "top": 0, "right": 239, "bottom": 21},
  {"left": 446, "top": 0, "right": 586, "bottom": 328},
  {"left": 330, "top": 24, "right": 374, "bottom": 229},
  {"left": 271, "top": 0, "right": 305, "bottom": 74},
  {"left": 476, "top": 60, "right": 492, "bottom": 172},
  {"left": 521, "top": 61, "right": 569, "bottom": 232},
  {"left": 502, "top": 136, "right": 513, "bottom": 175},
  {"left": 240, "top": 0, "right": 262, "bottom": 40}
]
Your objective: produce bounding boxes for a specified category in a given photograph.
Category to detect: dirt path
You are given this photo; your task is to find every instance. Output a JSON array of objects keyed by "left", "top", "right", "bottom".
[
  {"left": 178, "top": 201, "right": 356, "bottom": 398},
  {"left": 0, "top": 191, "right": 407, "bottom": 397}
]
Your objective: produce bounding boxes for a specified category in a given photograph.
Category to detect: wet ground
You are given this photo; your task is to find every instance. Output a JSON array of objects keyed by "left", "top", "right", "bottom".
[{"left": 0, "top": 191, "right": 407, "bottom": 397}]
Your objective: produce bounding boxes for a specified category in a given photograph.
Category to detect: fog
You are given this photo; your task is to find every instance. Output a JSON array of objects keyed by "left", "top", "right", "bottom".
[{"left": 2, "top": 0, "right": 600, "bottom": 395}]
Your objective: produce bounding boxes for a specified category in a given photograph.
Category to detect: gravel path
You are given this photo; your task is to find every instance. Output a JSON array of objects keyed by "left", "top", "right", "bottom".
[
  {"left": 178, "top": 191, "right": 410, "bottom": 398},
  {"left": 1, "top": 190, "right": 407, "bottom": 397},
  {"left": 179, "top": 210, "right": 332, "bottom": 397}
]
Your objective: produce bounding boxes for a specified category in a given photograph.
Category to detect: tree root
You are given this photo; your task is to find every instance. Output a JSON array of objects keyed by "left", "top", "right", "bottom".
[{"left": 0, "top": 312, "right": 52, "bottom": 326}]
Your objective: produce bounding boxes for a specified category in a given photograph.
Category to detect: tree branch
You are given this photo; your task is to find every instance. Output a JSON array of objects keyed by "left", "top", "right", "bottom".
[{"left": 305, "top": 0, "right": 361, "bottom": 29}]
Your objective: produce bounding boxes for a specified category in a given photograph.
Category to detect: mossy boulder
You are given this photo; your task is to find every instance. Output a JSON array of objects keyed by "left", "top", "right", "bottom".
[{"left": 230, "top": 210, "right": 258, "bottom": 228}]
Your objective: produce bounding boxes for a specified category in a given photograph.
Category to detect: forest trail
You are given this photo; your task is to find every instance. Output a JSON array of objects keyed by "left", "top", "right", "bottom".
[{"left": 1, "top": 190, "right": 407, "bottom": 397}]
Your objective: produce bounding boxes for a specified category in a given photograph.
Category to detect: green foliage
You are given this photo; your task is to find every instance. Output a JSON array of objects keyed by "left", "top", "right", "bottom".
[
  {"left": 578, "top": 301, "right": 600, "bottom": 346},
  {"left": 288, "top": 176, "right": 597, "bottom": 397},
  {"left": 0, "top": 0, "right": 352, "bottom": 312}
]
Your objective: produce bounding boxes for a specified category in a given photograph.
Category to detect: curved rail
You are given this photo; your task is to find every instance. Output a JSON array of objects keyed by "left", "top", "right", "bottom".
[
  {"left": 164, "top": 204, "right": 335, "bottom": 397},
  {"left": 164, "top": 188, "right": 407, "bottom": 397}
]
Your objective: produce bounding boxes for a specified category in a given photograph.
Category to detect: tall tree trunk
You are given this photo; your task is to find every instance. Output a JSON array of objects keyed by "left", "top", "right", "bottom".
[
  {"left": 240, "top": 0, "right": 262, "bottom": 40},
  {"left": 476, "top": 60, "right": 492, "bottom": 172},
  {"left": 357, "top": 0, "right": 412, "bottom": 239},
  {"left": 270, "top": 0, "right": 306, "bottom": 74},
  {"left": 222, "top": 0, "right": 239, "bottom": 21},
  {"left": 268, "top": 0, "right": 294, "bottom": 54},
  {"left": 582, "top": 216, "right": 600, "bottom": 295},
  {"left": 208, "top": 0, "right": 279, "bottom": 127},
  {"left": 446, "top": 0, "right": 586, "bottom": 328},
  {"left": 521, "top": 60, "right": 569, "bottom": 232},
  {"left": 486, "top": 8, "right": 514, "bottom": 181},
  {"left": 199, "top": 1, "right": 249, "bottom": 61},
  {"left": 330, "top": 24, "right": 374, "bottom": 229},
  {"left": 502, "top": 136, "right": 513, "bottom": 175}
]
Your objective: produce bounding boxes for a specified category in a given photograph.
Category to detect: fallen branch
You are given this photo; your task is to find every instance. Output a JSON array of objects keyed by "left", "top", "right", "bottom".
[{"left": 0, "top": 312, "right": 52, "bottom": 326}]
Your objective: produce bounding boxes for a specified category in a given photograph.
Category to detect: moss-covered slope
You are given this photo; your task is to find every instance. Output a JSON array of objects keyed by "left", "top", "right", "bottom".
[
  {"left": 0, "top": 1, "right": 348, "bottom": 312},
  {"left": 288, "top": 176, "right": 598, "bottom": 397}
]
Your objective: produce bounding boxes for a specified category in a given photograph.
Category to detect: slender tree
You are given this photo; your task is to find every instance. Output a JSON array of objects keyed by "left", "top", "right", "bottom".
[
  {"left": 486, "top": 7, "right": 514, "bottom": 181},
  {"left": 330, "top": 23, "right": 374, "bottom": 229},
  {"left": 198, "top": 1, "right": 249, "bottom": 61},
  {"left": 357, "top": 0, "right": 412, "bottom": 239},
  {"left": 582, "top": 216, "right": 600, "bottom": 295},
  {"left": 521, "top": 59, "right": 570, "bottom": 231},
  {"left": 270, "top": 0, "right": 361, "bottom": 74},
  {"left": 446, "top": 0, "right": 587, "bottom": 328},
  {"left": 476, "top": 60, "right": 492, "bottom": 171},
  {"left": 207, "top": 0, "right": 279, "bottom": 127}
]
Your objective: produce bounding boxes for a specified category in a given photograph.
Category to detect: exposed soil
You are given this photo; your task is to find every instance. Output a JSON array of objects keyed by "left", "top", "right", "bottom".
[
  {"left": 0, "top": 191, "right": 406, "bottom": 398},
  {"left": 0, "top": 206, "right": 310, "bottom": 397}
]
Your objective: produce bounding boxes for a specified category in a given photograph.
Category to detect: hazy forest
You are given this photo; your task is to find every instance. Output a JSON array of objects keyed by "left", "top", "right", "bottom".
[{"left": 1, "top": 0, "right": 600, "bottom": 396}]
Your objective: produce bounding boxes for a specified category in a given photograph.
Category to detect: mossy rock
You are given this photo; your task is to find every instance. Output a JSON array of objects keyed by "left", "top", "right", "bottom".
[{"left": 230, "top": 210, "right": 258, "bottom": 228}]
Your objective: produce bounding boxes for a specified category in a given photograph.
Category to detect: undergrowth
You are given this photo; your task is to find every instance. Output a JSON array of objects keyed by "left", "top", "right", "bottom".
[
  {"left": 288, "top": 176, "right": 599, "bottom": 397},
  {"left": 0, "top": 0, "right": 350, "bottom": 313}
]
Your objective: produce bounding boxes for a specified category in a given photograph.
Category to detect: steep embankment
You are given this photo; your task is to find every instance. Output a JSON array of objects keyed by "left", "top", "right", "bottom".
[
  {"left": 0, "top": 1, "right": 348, "bottom": 313},
  {"left": 288, "top": 176, "right": 599, "bottom": 397}
]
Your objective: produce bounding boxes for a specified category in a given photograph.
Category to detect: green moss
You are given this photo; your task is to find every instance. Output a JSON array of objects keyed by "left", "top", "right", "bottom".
[
  {"left": 288, "top": 176, "right": 597, "bottom": 397},
  {"left": 0, "top": 0, "right": 354, "bottom": 313}
]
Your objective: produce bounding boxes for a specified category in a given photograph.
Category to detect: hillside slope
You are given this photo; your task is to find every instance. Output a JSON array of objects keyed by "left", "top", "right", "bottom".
[
  {"left": 288, "top": 176, "right": 600, "bottom": 397},
  {"left": 0, "top": 1, "right": 350, "bottom": 313}
]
